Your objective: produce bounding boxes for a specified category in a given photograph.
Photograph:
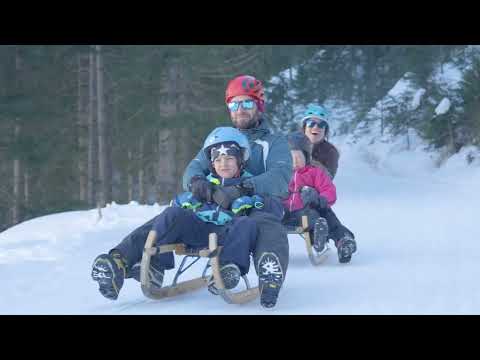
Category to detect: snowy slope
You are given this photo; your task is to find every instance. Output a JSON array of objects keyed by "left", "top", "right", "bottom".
[
  {"left": 1, "top": 135, "right": 480, "bottom": 314},
  {"left": 3, "top": 51, "right": 480, "bottom": 314}
]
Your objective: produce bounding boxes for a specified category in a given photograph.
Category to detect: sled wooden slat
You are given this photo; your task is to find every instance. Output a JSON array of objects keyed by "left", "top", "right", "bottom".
[
  {"left": 142, "top": 278, "right": 208, "bottom": 299},
  {"left": 156, "top": 244, "right": 215, "bottom": 258},
  {"left": 158, "top": 244, "right": 185, "bottom": 254}
]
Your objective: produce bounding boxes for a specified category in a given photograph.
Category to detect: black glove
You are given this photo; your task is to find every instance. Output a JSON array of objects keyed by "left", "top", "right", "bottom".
[
  {"left": 190, "top": 176, "right": 214, "bottom": 203},
  {"left": 212, "top": 186, "right": 242, "bottom": 209},
  {"left": 301, "top": 186, "right": 329, "bottom": 209},
  {"left": 316, "top": 195, "right": 329, "bottom": 209}
]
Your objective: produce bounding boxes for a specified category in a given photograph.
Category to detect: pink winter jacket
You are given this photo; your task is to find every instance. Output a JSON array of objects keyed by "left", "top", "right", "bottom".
[{"left": 283, "top": 165, "right": 337, "bottom": 212}]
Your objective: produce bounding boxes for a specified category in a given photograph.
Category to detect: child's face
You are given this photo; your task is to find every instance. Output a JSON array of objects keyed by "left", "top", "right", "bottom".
[
  {"left": 213, "top": 155, "right": 240, "bottom": 178},
  {"left": 291, "top": 150, "right": 306, "bottom": 170}
]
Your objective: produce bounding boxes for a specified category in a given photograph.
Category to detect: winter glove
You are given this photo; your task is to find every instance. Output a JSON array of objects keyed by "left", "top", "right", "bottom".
[
  {"left": 251, "top": 195, "right": 265, "bottom": 209},
  {"left": 171, "top": 192, "right": 202, "bottom": 210},
  {"left": 301, "top": 186, "right": 329, "bottom": 209},
  {"left": 190, "top": 176, "right": 214, "bottom": 203},
  {"left": 315, "top": 195, "right": 329, "bottom": 209},
  {"left": 212, "top": 186, "right": 242, "bottom": 209},
  {"left": 231, "top": 196, "right": 254, "bottom": 215},
  {"left": 231, "top": 195, "right": 265, "bottom": 215},
  {"left": 213, "top": 181, "right": 255, "bottom": 209}
]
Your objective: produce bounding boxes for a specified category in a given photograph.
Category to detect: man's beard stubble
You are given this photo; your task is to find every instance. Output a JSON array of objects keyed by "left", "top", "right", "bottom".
[{"left": 232, "top": 112, "right": 261, "bottom": 130}]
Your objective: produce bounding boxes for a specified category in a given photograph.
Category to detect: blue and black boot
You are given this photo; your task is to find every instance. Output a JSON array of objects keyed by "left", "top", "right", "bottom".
[
  {"left": 312, "top": 217, "right": 329, "bottom": 253},
  {"left": 208, "top": 263, "right": 241, "bottom": 295},
  {"left": 336, "top": 234, "right": 357, "bottom": 263},
  {"left": 258, "top": 252, "right": 284, "bottom": 309},
  {"left": 91, "top": 251, "right": 127, "bottom": 300}
]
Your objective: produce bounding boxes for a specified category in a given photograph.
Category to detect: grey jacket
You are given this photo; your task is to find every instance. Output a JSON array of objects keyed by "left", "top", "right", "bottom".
[{"left": 182, "top": 120, "right": 293, "bottom": 198}]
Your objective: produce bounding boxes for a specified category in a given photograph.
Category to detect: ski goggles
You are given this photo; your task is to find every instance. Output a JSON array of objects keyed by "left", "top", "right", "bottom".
[
  {"left": 210, "top": 142, "right": 242, "bottom": 162},
  {"left": 227, "top": 99, "right": 256, "bottom": 112},
  {"left": 304, "top": 118, "right": 328, "bottom": 129}
]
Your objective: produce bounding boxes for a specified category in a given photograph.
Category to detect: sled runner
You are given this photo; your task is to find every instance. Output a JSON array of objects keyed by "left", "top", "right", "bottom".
[
  {"left": 140, "top": 230, "right": 259, "bottom": 304},
  {"left": 207, "top": 233, "right": 259, "bottom": 304},
  {"left": 286, "top": 215, "right": 329, "bottom": 266}
]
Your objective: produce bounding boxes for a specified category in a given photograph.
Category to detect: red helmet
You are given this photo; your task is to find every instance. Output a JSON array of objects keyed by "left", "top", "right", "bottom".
[{"left": 225, "top": 75, "right": 265, "bottom": 112}]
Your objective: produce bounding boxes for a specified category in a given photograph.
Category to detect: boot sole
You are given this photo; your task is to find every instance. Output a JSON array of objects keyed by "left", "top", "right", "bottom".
[
  {"left": 338, "top": 240, "right": 355, "bottom": 264},
  {"left": 260, "top": 283, "right": 281, "bottom": 308},
  {"left": 92, "top": 258, "right": 119, "bottom": 300},
  {"left": 313, "top": 219, "right": 329, "bottom": 253},
  {"left": 258, "top": 253, "right": 284, "bottom": 309}
]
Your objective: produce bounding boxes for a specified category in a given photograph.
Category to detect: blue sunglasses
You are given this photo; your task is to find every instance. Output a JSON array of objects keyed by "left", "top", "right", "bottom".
[
  {"left": 305, "top": 118, "right": 328, "bottom": 129},
  {"left": 227, "top": 99, "right": 256, "bottom": 112}
]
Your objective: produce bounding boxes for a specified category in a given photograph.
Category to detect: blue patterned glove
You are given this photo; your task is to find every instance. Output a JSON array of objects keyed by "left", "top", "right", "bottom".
[
  {"left": 231, "top": 196, "right": 254, "bottom": 215},
  {"left": 171, "top": 192, "right": 202, "bottom": 210},
  {"left": 251, "top": 195, "right": 265, "bottom": 209}
]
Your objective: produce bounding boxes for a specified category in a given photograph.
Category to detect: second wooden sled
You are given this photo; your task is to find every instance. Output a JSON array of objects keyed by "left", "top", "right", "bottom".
[
  {"left": 286, "top": 215, "right": 330, "bottom": 266},
  {"left": 140, "top": 230, "right": 259, "bottom": 304}
]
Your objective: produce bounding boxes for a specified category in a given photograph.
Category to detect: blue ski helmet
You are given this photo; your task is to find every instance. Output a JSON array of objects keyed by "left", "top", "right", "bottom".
[
  {"left": 302, "top": 104, "right": 329, "bottom": 121},
  {"left": 203, "top": 127, "right": 251, "bottom": 163}
]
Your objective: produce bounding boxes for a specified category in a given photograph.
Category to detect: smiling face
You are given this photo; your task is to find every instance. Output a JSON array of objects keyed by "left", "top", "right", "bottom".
[
  {"left": 304, "top": 116, "right": 326, "bottom": 144},
  {"left": 213, "top": 154, "right": 240, "bottom": 179},
  {"left": 228, "top": 95, "right": 261, "bottom": 130}
]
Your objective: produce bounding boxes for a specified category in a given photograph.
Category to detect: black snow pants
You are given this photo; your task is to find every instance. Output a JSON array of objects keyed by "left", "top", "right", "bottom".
[
  {"left": 249, "top": 211, "right": 289, "bottom": 279},
  {"left": 282, "top": 207, "right": 354, "bottom": 244}
]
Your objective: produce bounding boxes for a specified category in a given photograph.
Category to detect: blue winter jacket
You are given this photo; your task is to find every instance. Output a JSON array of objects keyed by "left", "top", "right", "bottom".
[
  {"left": 182, "top": 120, "right": 293, "bottom": 199},
  {"left": 174, "top": 171, "right": 284, "bottom": 225}
]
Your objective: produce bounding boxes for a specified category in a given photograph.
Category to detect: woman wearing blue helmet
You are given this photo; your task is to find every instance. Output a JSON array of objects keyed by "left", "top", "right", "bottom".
[
  {"left": 92, "top": 127, "right": 271, "bottom": 302},
  {"left": 301, "top": 104, "right": 339, "bottom": 179},
  {"left": 284, "top": 104, "right": 357, "bottom": 264}
]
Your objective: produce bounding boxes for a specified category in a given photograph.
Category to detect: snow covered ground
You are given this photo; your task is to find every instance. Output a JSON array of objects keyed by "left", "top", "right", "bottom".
[{"left": 1, "top": 135, "right": 480, "bottom": 314}]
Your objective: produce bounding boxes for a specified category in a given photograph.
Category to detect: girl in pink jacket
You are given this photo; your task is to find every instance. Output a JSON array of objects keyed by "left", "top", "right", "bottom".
[
  {"left": 282, "top": 144, "right": 337, "bottom": 213},
  {"left": 282, "top": 128, "right": 356, "bottom": 264}
]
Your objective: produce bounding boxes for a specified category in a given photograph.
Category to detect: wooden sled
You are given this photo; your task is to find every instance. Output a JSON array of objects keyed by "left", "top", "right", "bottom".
[
  {"left": 286, "top": 215, "right": 330, "bottom": 266},
  {"left": 140, "top": 230, "right": 259, "bottom": 304}
]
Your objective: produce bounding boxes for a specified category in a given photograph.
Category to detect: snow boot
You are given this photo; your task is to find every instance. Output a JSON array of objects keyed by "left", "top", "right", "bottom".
[
  {"left": 208, "top": 263, "right": 241, "bottom": 295},
  {"left": 129, "top": 261, "right": 165, "bottom": 289},
  {"left": 258, "top": 252, "right": 284, "bottom": 309},
  {"left": 312, "top": 217, "right": 328, "bottom": 253},
  {"left": 91, "top": 252, "right": 127, "bottom": 300},
  {"left": 336, "top": 234, "right": 357, "bottom": 263}
]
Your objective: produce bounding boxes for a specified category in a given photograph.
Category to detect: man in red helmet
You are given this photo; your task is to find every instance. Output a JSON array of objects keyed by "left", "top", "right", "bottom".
[{"left": 183, "top": 75, "right": 293, "bottom": 308}]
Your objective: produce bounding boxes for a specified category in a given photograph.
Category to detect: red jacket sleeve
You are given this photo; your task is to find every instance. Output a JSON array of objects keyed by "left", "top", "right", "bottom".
[{"left": 313, "top": 167, "right": 337, "bottom": 206}]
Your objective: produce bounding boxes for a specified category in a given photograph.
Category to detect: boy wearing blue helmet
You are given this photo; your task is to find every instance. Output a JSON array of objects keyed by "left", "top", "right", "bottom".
[{"left": 91, "top": 127, "right": 276, "bottom": 301}]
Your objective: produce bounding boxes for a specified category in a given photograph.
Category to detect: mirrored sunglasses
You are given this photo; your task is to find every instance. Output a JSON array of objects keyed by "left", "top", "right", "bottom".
[
  {"left": 305, "top": 118, "right": 328, "bottom": 129},
  {"left": 227, "top": 99, "right": 256, "bottom": 112}
]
